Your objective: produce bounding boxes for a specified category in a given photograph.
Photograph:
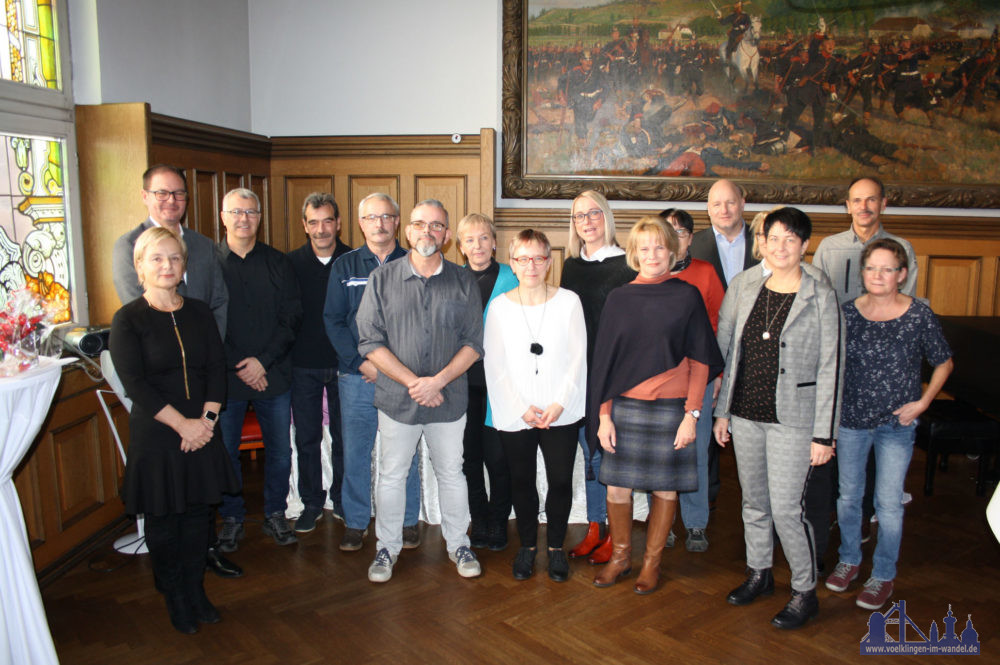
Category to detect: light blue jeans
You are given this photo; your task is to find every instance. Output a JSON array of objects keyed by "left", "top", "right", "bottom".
[
  {"left": 338, "top": 373, "right": 420, "bottom": 531},
  {"left": 678, "top": 382, "right": 715, "bottom": 529},
  {"left": 836, "top": 421, "right": 917, "bottom": 581},
  {"left": 578, "top": 426, "right": 606, "bottom": 523}
]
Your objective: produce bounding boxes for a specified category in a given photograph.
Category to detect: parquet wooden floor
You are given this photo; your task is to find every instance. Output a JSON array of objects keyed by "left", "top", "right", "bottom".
[{"left": 44, "top": 448, "right": 998, "bottom": 664}]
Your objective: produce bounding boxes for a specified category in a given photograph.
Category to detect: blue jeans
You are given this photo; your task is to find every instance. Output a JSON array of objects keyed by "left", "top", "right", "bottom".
[
  {"left": 578, "top": 425, "right": 606, "bottom": 523},
  {"left": 678, "top": 382, "right": 714, "bottom": 529},
  {"left": 291, "top": 366, "right": 343, "bottom": 512},
  {"left": 339, "top": 373, "right": 420, "bottom": 531},
  {"left": 219, "top": 391, "right": 293, "bottom": 520},
  {"left": 836, "top": 421, "right": 917, "bottom": 581}
]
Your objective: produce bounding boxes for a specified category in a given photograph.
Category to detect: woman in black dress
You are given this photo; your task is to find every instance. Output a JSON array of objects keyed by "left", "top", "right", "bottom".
[{"left": 110, "top": 227, "right": 238, "bottom": 635}]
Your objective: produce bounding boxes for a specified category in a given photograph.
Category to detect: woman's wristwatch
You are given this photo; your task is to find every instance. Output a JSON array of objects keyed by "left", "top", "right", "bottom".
[
  {"left": 202, "top": 410, "right": 218, "bottom": 425},
  {"left": 686, "top": 409, "right": 701, "bottom": 420}
]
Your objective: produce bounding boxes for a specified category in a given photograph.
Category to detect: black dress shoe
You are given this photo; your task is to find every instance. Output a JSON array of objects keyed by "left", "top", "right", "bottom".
[
  {"left": 190, "top": 587, "right": 222, "bottom": 624},
  {"left": 548, "top": 549, "right": 569, "bottom": 582},
  {"left": 726, "top": 567, "right": 774, "bottom": 606},
  {"left": 164, "top": 594, "right": 199, "bottom": 635},
  {"left": 513, "top": 547, "right": 536, "bottom": 580},
  {"left": 771, "top": 589, "right": 819, "bottom": 629},
  {"left": 206, "top": 546, "right": 243, "bottom": 578}
]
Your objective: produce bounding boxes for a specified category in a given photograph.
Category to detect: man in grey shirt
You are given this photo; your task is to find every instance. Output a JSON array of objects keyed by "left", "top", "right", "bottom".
[
  {"left": 812, "top": 176, "right": 918, "bottom": 302},
  {"left": 356, "top": 199, "right": 484, "bottom": 583}
]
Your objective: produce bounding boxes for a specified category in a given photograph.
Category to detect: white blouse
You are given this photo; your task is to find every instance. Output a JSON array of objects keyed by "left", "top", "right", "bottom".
[{"left": 483, "top": 287, "right": 587, "bottom": 432}]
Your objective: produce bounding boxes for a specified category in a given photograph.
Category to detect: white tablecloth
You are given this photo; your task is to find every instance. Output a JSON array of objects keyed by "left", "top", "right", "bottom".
[
  {"left": 285, "top": 427, "right": 650, "bottom": 525},
  {"left": 0, "top": 356, "right": 73, "bottom": 665}
]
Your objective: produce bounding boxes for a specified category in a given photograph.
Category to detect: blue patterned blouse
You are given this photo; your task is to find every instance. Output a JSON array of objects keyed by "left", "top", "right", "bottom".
[{"left": 841, "top": 298, "right": 952, "bottom": 429}]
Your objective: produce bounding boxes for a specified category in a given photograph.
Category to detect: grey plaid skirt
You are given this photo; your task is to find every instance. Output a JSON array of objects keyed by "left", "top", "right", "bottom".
[{"left": 599, "top": 396, "right": 696, "bottom": 492}]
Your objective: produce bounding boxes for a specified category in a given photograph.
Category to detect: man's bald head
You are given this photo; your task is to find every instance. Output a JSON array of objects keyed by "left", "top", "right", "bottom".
[{"left": 707, "top": 179, "right": 746, "bottom": 239}]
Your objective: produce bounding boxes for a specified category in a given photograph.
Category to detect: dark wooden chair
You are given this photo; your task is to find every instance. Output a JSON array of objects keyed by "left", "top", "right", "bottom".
[{"left": 916, "top": 399, "right": 1000, "bottom": 497}]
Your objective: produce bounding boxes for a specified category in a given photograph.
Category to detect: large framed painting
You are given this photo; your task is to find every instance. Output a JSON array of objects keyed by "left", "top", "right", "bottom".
[{"left": 501, "top": 0, "right": 1000, "bottom": 207}]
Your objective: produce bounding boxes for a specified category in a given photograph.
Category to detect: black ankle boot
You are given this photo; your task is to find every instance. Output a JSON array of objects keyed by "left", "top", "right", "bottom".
[
  {"left": 188, "top": 583, "right": 221, "bottom": 624},
  {"left": 165, "top": 593, "right": 199, "bottom": 634},
  {"left": 726, "top": 567, "right": 775, "bottom": 606},
  {"left": 771, "top": 589, "right": 819, "bottom": 629}
]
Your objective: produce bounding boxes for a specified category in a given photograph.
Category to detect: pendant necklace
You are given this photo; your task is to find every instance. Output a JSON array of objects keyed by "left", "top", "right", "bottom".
[
  {"left": 517, "top": 284, "right": 547, "bottom": 374},
  {"left": 762, "top": 288, "right": 793, "bottom": 341}
]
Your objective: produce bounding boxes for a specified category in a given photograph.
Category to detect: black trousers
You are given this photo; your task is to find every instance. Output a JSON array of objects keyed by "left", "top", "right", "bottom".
[
  {"left": 499, "top": 423, "right": 578, "bottom": 549},
  {"left": 462, "top": 385, "right": 512, "bottom": 526},
  {"left": 144, "top": 503, "right": 212, "bottom": 597}
]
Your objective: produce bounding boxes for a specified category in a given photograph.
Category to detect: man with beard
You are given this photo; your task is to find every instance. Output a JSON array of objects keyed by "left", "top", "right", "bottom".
[{"left": 356, "top": 200, "right": 484, "bottom": 583}]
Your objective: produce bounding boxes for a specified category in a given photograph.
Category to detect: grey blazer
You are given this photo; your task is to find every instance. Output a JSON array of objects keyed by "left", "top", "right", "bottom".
[
  {"left": 112, "top": 219, "right": 229, "bottom": 335},
  {"left": 714, "top": 265, "right": 844, "bottom": 441}
]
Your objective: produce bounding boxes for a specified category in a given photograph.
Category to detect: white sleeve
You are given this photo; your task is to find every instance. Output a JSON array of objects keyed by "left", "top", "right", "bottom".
[
  {"left": 483, "top": 298, "right": 529, "bottom": 431},
  {"left": 554, "top": 291, "right": 587, "bottom": 413}
]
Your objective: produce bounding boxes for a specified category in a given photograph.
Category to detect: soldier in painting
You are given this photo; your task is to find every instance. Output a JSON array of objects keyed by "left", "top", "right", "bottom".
[
  {"left": 559, "top": 50, "right": 606, "bottom": 144},
  {"left": 678, "top": 36, "right": 706, "bottom": 99},
  {"left": 718, "top": 1, "right": 751, "bottom": 60},
  {"left": 846, "top": 40, "right": 883, "bottom": 124},
  {"left": 891, "top": 35, "right": 934, "bottom": 126}
]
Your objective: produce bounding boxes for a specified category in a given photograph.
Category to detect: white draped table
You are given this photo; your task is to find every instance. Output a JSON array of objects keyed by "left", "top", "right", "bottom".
[{"left": 0, "top": 356, "right": 73, "bottom": 665}]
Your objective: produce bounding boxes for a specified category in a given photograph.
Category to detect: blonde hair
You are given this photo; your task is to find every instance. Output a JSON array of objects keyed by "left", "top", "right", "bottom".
[
  {"left": 133, "top": 226, "right": 187, "bottom": 288},
  {"left": 456, "top": 213, "right": 497, "bottom": 261},
  {"left": 625, "top": 216, "right": 678, "bottom": 272},
  {"left": 568, "top": 190, "right": 618, "bottom": 258}
]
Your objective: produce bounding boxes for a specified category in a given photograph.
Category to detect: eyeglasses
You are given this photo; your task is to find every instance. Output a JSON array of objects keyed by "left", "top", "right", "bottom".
[
  {"left": 410, "top": 220, "right": 447, "bottom": 232},
  {"left": 672, "top": 227, "right": 691, "bottom": 238},
  {"left": 512, "top": 256, "right": 549, "bottom": 266},
  {"left": 572, "top": 209, "right": 604, "bottom": 223},
  {"left": 146, "top": 189, "right": 188, "bottom": 201},
  {"left": 863, "top": 266, "right": 901, "bottom": 275},
  {"left": 361, "top": 213, "right": 399, "bottom": 224},
  {"left": 224, "top": 208, "right": 261, "bottom": 218}
]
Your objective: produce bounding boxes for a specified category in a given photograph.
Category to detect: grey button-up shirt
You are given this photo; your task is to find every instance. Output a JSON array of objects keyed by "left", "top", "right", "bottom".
[
  {"left": 356, "top": 253, "right": 484, "bottom": 425},
  {"left": 811, "top": 225, "right": 918, "bottom": 302}
]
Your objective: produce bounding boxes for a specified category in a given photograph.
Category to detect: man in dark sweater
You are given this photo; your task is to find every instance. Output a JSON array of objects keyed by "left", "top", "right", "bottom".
[{"left": 287, "top": 193, "right": 351, "bottom": 534}]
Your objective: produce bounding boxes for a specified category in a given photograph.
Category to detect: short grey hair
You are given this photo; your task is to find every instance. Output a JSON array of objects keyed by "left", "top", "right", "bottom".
[
  {"left": 223, "top": 187, "right": 260, "bottom": 211},
  {"left": 358, "top": 192, "right": 399, "bottom": 218},
  {"left": 412, "top": 198, "right": 449, "bottom": 226},
  {"left": 302, "top": 192, "right": 339, "bottom": 220}
]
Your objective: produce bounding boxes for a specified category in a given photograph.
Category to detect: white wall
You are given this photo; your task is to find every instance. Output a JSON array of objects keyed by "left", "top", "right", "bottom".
[
  {"left": 70, "top": 0, "right": 252, "bottom": 131},
  {"left": 246, "top": 0, "right": 500, "bottom": 136}
]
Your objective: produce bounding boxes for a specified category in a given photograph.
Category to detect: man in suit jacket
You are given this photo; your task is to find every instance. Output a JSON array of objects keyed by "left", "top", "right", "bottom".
[
  {"left": 689, "top": 178, "right": 759, "bottom": 289},
  {"left": 112, "top": 164, "right": 228, "bottom": 335},
  {"left": 689, "top": 178, "right": 760, "bottom": 506},
  {"left": 110, "top": 163, "right": 239, "bottom": 579}
]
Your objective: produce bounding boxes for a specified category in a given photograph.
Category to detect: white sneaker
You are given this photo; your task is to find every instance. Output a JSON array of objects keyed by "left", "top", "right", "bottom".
[
  {"left": 368, "top": 547, "right": 396, "bottom": 583},
  {"left": 449, "top": 545, "right": 482, "bottom": 578}
]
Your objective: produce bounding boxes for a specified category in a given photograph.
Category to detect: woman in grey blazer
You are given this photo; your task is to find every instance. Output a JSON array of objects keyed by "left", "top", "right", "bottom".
[{"left": 712, "top": 207, "right": 843, "bottom": 630}]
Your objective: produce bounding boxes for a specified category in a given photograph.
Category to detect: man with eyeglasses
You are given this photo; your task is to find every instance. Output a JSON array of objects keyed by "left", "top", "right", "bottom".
[
  {"left": 216, "top": 188, "right": 303, "bottom": 551},
  {"left": 812, "top": 176, "right": 918, "bottom": 303},
  {"left": 355, "top": 199, "right": 484, "bottom": 583},
  {"left": 113, "top": 164, "right": 228, "bottom": 334},
  {"left": 287, "top": 193, "right": 352, "bottom": 536},
  {"left": 322, "top": 193, "right": 422, "bottom": 553},
  {"left": 112, "top": 164, "right": 239, "bottom": 580}
]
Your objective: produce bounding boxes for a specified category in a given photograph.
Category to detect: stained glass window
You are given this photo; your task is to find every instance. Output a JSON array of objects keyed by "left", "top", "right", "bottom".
[
  {"left": 0, "top": 0, "right": 60, "bottom": 90},
  {"left": 0, "top": 132, "right": 70, "bottom": 322}
]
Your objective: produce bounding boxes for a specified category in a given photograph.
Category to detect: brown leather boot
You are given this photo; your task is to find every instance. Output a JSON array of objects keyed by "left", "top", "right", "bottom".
[
  {"left": 593, "top": 499, "right": 633, "bottom": 587},
  {"left": 634, "top": 495, "right": 676, "bottom": 594}
]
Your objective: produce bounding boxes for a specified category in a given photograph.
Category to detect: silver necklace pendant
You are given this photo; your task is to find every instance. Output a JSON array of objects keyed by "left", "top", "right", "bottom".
[{"left": 762, "top": 331, "right": 771, "bottom": 340}]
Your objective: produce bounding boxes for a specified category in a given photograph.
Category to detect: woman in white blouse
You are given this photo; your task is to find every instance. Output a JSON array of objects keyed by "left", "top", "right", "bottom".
[{"left": 484, "top": 229, "right": 587, "bottom": 582}]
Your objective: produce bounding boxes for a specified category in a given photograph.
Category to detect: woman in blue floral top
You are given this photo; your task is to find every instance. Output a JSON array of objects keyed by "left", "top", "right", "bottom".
[{"left": 825, "top": 238, "right": 953, "bottom": 612}]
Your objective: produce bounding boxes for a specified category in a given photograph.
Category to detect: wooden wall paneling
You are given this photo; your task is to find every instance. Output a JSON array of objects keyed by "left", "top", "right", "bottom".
[
  {"left": 14, "top": 456, "right": 43, "bottom": 546},
  {"left": 75, "top": 103, "right": 152, "bottom": 326},
  {"left": 51, "top": 415, "right": 104, "bottom": 527},
  {"left": 192, "top": 169, "right": 219, "bottom": 241},
  {"left": 978, "top": 256, "right": 998, "bottom": 316},
  {"left": 284, "top": 176, "right": 334, "bottom": 252},
  {"left": 478, "top": 128, "right": 496, "bottom": 221},
  {"left": 250, "top": 174, "right": 270, "bottom": 248},
  {"left": 926, "top": 257, "right": 982, "bottom": 315},
  {"left": 348, "top": 176, "right": 400, "bottom": 249},
  {"left": 415, "top": 175, "right": 467, "bottom": 263}
]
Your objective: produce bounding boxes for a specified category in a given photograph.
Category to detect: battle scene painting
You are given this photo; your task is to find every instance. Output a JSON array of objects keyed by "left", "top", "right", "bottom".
[{"left": 503, "top": 0, "right": 1000, "bottom": 206}]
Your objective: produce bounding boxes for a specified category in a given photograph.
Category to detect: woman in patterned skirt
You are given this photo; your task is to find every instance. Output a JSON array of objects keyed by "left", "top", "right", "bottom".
[{"left": 588, "top": 216, "right": 722, "bottom": 594}]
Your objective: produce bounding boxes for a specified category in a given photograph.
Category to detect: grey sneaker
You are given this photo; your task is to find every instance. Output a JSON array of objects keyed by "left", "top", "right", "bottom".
[
  {"left": 368, "top": 547, "right": 396, "bottom": 583},
  {"left": 402, "top": 524, "right": 421, "bottom": 549},
  {"left": 450, "top": 545, "right": 482, "bottom": 578},
  {"left": 217, "top": 517, "right": 244, "bottom": 553},
  {"left": 262, "top": 512, "right": 298, "bottom": 546},
  {"left": 686, "top": 528, "right": 709, "bottom": 553},
  {"left": 664, "top": 529, "right": 676, "bottom": 549},
  {"left": 339, "top": 527, "right": 367, "bottom": 552},
  {"left": 294, "top": 506, "right": 323, "bottom": 534}
]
